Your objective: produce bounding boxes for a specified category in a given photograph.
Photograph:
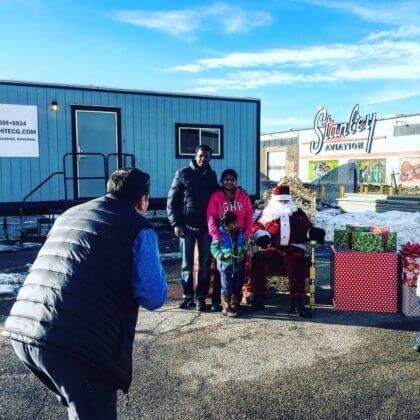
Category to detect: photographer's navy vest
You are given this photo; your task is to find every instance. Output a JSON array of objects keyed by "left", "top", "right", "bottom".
[{"left": 3, "top": 194, "right": 151, "bottom": 392}]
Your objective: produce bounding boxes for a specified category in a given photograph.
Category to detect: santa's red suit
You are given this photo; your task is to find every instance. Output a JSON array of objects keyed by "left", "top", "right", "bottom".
[{"left": 244, "top": 185, "right": 312, "bottom": 299}]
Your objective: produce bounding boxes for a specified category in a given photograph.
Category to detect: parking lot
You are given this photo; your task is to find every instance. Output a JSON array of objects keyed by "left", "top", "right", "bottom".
[{"left": 0, "top": 231, "right": 419, "bottom": 419}]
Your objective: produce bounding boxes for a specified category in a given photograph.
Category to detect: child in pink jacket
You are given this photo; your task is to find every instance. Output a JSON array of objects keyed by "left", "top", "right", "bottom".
[{"left": 207, "top": 169, "right": 254, "bottom": 241}]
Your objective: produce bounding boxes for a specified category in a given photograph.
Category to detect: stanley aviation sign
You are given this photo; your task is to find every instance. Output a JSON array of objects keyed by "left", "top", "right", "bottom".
[{"left": 310, "top": 104, "right": 377, "bottom": 155}]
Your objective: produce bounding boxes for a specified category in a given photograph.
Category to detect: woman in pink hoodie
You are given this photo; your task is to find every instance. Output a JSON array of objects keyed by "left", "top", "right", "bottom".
[{"left": 207, "top": 169, "right": 254, "bottom": 241}]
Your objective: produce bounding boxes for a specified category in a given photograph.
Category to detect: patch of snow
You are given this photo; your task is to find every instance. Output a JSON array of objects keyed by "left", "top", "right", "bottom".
[
  {"left": 0, "top": 242, "right": 41, "bottom": 253},
  {"left": 0, "top": 285, "right": 17, "bottom": 295},
  {"left": 0, "top": 271, "right": 28, "bottom": 295},
  {"left": 145, "top": 210, "right": 168, "bottom": 219},
  {"left": 315, "top": 208, "right": 342, "bottom": 228},
  {"left": 161, "top": 252, "right": 181, "bottom": 261},
  {"left": 315, "top": 210, "right": 420, "bottom": 249}
]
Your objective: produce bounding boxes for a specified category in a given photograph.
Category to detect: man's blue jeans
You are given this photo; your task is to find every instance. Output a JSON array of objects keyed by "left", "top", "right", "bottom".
[{"left": 180, "top": 226, "right": 212, "bottom": 299}]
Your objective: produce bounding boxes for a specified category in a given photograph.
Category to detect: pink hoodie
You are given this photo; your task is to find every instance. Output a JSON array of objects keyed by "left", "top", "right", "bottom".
[{"left": 207, "top": 187, "right": 254, "bottom": 240}]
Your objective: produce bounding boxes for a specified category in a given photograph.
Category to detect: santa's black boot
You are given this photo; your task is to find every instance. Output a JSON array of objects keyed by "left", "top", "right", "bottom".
[
  {"left": 250, "top": 295, "right": 265, "bottom": 311},
  {"left": 288, "top": 296, "right": 297, "bottom": 315},
  {"left": 296, "top": 296, "right": 312, "bottom": 318}
]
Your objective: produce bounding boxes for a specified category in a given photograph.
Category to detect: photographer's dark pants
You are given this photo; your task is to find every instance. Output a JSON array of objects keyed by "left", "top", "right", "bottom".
[{"left": 11, "top": 340, "right": 117, "bottom": 420}]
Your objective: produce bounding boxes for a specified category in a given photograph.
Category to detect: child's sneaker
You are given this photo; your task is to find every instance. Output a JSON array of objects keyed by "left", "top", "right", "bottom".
[{"left": 221, "top": 296, "right": 237, "bottom": 318}]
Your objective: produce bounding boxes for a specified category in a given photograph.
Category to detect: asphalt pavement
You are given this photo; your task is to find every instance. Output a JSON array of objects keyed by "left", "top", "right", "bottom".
[{"left": 0, "top": 244, "right": 419, "bottom": 419}]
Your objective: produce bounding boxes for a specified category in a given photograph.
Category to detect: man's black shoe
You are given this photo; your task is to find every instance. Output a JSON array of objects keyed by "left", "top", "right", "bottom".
[
  {"left": 179, "top": 297, "right": 195, "bottom": 309},
  {"left": 196, "top": 298, "right": 207, "bottom": 312},
  {"left": 210, "top": 303, "right": 222, "bottom": 312}
]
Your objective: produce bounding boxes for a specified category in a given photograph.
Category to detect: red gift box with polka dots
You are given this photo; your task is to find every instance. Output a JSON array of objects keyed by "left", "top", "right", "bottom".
[{"left": 332, "top": 247, "right": 398, "bottom": 313}]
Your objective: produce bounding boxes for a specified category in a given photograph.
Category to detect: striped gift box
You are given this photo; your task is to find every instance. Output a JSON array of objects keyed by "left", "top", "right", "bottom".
[{"left": 401, "top": 284, "right": 420, "bottom": 317}]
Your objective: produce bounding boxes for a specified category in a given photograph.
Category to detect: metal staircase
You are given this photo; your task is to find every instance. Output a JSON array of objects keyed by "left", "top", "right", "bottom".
[{"left": 1, "top": 152, "right": 136, "bottom": 242}]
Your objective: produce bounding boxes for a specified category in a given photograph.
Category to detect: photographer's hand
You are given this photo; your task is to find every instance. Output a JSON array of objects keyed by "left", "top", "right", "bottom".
[{"left": 174, "top": 226, "right": 184, "bottom": 238}]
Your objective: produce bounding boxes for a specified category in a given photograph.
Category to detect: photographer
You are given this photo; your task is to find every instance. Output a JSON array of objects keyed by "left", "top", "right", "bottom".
[{"left": 3, "top": 168, "right": 167, "bottom": 419}]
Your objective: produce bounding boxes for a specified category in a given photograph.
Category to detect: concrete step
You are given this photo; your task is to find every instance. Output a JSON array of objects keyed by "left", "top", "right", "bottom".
[
  {"left": 337, "top": 192, "right": 420, "bottom": 213},
  {"left": 387, "top": 195, "right": 420, "bottom": 202},
  {"left": 339, "top": 193, "right": 387, "bottom": 201},
  {"left": 376, "top": 204, "right": 420, "bottom": 213}
]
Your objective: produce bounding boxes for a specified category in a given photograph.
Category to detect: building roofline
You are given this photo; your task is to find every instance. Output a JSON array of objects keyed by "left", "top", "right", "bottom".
[
  {"left": 261, "top": 112, "right": 420, "bottom": 137},
  {"left": 0, "top": 80, "right": 260, "bottom": 104}
]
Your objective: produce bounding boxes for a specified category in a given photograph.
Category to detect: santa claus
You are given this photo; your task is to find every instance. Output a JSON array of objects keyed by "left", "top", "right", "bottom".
[{"left": 245, "top": 184, "right": 325, "bottom": 317}]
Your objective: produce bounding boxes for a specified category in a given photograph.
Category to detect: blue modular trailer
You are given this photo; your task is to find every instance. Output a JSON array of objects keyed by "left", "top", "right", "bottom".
[{"left": 0, "top": 81, "right": 260, "bottom": 215}]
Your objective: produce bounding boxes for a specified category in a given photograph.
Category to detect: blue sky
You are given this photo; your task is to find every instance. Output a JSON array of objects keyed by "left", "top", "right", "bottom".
[{"left": 1, "top": 0, "right": 419, "bottom": 132}]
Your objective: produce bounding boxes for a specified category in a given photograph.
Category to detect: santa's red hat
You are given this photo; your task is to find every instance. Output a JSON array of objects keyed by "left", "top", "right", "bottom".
[{"left": 271, "top": 185, "right": 291, "bottom": 201}]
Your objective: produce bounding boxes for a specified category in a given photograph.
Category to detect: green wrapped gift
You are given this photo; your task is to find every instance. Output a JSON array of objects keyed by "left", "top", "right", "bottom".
[
  {"left": 352, "top": 231, "right": 383, "bottom": 252},
  {"left": 334, "top": 229, "right": 349, "bottom": 248},
  {"left": 385, "top": 232, "right": 397, "bottom": 251}
]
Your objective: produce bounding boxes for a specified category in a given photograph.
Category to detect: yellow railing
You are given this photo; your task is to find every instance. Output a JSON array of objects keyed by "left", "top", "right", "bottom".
[{"left": 357, "top": 183, "right": 419, "bottom": 196}]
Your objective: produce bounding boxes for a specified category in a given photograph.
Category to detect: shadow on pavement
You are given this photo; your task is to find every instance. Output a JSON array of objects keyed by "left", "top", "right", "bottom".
[
  {"left": 165, "top": 279, "right": 419, "bottom": 332},
  {"left": 237, "top": 294, "right": 420, "bottom": 332}
]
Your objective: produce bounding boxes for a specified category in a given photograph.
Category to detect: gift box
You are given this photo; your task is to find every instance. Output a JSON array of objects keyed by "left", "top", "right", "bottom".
[
  {"left": 402, "top": 256, "right": 420, "bottom": 286},
  {"left": 352, "top": 231, "right": 383, "bottom": 252},
  {"left": 401, "top": 284, "right": 420, "bottom": 317},
  {"left": 334, "top": 229, "right": 349, "bottom": 249},
  {"left": 401, "top": 243, "right": 420, "bottom": 287},
  {"left": 334, "top": 226, "right": 396, "bottom": 252},
  {"left": 332, "top": 247, "right": 398, "bottom": 313}
]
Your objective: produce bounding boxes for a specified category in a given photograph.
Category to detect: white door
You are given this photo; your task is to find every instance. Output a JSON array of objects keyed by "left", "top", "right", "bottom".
[{"left": 73, "top": 107, "right": 120, "bottom": 198}]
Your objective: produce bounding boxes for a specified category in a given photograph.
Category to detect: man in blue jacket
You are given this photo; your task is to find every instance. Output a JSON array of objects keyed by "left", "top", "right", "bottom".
[
  {"left": 167, "top": 144, "right": 219, "bottom": 312},
  {"left": 3, "top": 168, "right": 167, "bottom": 420}
]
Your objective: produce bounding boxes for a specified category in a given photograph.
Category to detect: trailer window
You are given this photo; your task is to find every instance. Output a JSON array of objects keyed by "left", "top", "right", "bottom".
[
  {"left": 179, "top": 128, "right": 199, "bottom": 155},
  {"left": 176, "top": 124, "right": 223, "bottom": 158}
]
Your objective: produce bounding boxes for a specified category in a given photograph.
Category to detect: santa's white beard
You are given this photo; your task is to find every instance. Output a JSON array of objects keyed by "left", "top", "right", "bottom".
[{"left": 259, "top": 200, "right": 298, "bottom": 224}]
